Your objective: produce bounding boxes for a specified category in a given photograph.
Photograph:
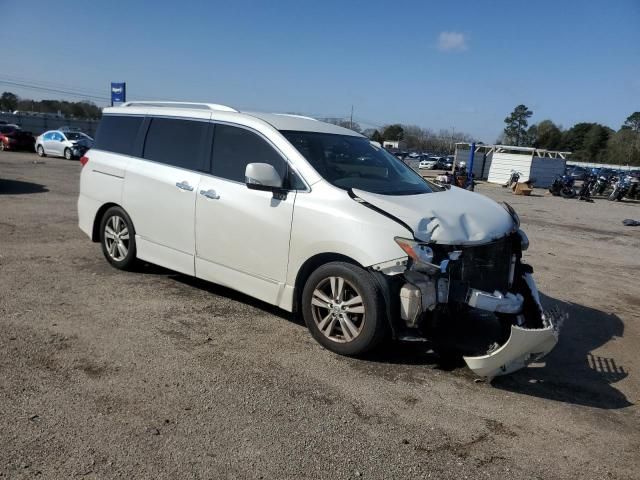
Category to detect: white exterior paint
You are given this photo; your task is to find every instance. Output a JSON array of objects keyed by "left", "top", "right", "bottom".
[
  {"left": 195, "top": 175, "right": 296, "bottom": 306},
  {"left": 383, "top": 140, "right": 399, "bottom": 149},
  {"left": 352, "top": 187, "right": 516, "bottom": 245},
  {"left": 77, "top": 103, "right": 557, "bottom": 376},
  {"left": 123, "top": 157, "right": 201, "bottom": 275}
]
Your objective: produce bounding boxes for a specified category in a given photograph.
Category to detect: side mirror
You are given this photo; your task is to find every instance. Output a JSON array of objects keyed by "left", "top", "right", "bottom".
[{"left": 245, "top": 163, "right": 283, "bottom": 190}]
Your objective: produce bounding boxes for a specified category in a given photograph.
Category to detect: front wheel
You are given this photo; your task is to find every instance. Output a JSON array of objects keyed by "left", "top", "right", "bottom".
[
  {"left": 560, "top": 187, "right": 576, "bottom": 199},
  {"left": 37, "top": 145, "right": 46, "bottom": 157},
  {"left": 99, "top": 206, "right": 137, "bottom": 270},
  {"left": 64, "top": 148, "right": 73, "bottom": 160},
  {"left": 302, "top": 262, "right": 387, "bottom": 356}
]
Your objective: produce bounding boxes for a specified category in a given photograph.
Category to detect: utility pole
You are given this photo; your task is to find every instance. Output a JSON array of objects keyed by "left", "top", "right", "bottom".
[
  {"left": 349, "top": 105, "right": 354, "bottom": 130},
  {"left": 450, "top": 126, "right": 456, "bottom": 153}
]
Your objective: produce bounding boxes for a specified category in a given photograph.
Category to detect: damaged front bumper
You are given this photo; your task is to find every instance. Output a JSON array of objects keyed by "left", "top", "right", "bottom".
[
  {"left": 462, "top": 273, "right": 560, "bottom": 378},
  {"left": 386, "top": 233, "right": 562, "bottom": 378}
]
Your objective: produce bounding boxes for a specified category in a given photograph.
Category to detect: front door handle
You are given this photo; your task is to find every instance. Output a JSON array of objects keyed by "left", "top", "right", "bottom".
[
  {"left": 199, "top": 189, "right": 220, "bottom": 200},
  {"left": 176, "top": 181, "right": 194, "bottom": 192}
]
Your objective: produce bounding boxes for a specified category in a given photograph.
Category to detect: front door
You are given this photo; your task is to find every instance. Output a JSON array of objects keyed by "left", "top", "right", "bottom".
[{"left": 195, "top": 124, "right": 296, "bottom": 305}]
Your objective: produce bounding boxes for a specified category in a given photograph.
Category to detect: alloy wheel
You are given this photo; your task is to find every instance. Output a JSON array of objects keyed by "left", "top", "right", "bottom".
[
  {"left": 104, "top": 215, "right": 130, "bottom": 261},
  {"left": 310, "top": 276, "right": 365, "bottom": 343}
]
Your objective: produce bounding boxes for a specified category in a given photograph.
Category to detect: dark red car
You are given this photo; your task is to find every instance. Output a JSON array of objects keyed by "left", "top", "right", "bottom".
[{"left": 0, "top": 124, "right": 36, "bottom": 152}]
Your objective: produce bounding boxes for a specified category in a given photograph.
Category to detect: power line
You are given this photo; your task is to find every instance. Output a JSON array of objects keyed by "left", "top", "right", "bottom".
[
  {"left": 0, "top": 74, "right": 109, "bottom": 98},
  {"left": 0, "top": 79, "right": 110, "bottom": 101}
]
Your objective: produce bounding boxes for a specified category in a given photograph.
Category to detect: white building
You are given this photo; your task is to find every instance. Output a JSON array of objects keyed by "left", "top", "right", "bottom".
[
  {"left": 454, "top": 143, "right": 571, "bottom": 188},
  {"left": 383, "top": 140, "right": 399, "bottom": 149}
]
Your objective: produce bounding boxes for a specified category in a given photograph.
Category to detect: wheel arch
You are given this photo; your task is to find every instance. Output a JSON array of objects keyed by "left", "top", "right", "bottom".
[
  {"left": 91, "top": 202, "right": 122, "bottom": 242},
  {"left": 292, "top": 253, "right": 362, "bottom": 315}
]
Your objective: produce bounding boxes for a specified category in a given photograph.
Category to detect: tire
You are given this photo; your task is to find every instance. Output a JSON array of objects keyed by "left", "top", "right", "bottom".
[
  {"left": 301, "top": 261, "right": 388, "bottom": 356},
  {"left": 608, "top": 189, "right": 618, "bottom": 201},
  {"left": 64, "top": 148, "right": 73, "bottom": 160},
  {"left": 37, "top": 145, "right": 46, "bottom": 157},
  {"left": 560, "top": 187, "right": 576, "bottom": 199},
  {"left": 0, "top": 142, "right": 5, "bottom": 151},
  {"left": 99, "top": 206, "right": 137, "bottom": 270}
]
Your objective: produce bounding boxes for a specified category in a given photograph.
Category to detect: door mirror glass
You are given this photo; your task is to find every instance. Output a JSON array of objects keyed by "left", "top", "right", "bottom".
[{"left": 245, "top": 163, "right": 283, "bottom": 190}]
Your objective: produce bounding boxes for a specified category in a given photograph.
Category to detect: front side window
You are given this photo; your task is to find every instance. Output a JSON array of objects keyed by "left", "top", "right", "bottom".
[
  {"left": 282, "top": 131, "right": 437, "bottom": 195},
  {"left": 142, "top": 117, "right": 208, "bottom": 171},
  {"left": 211, "top": 124, "right": 288, "bottom": 184},
  {"left": 94, "top": 115, "right": 144, "bottom": 155}
]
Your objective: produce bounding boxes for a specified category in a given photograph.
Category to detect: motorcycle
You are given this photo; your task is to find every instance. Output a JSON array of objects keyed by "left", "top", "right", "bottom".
[
  {"left": 588, "top": 174, "right": 611, "bottom": 197},
  {"left": 549, "top": 174, "right": 576, "bottom": 198},
  {"left": 627, "top": 175, "right": 640, "bottom": 200},
  {"left": 608, "top": 176, "right": 630, "bottom": 201},
  {"left": 578, "top": 174, "right": 595, "bottom": 202},
  {"left": 504, "top": 170, "right": 521, "bottom": 189}
]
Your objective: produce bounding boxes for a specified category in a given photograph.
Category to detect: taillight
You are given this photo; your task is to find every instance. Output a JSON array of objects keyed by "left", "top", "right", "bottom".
[{"left": 79, "top": 155, "right": 89, "bottom": 167}]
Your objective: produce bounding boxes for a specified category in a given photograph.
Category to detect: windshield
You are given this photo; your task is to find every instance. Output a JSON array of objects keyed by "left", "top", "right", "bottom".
[
  {"left": 65, "top": 132, "right": 89, "bottom": 140},
  {"left": 282, "top": 131, "right": 437, "bottom": 195},
  {"left": 0, "top": 126, "right": 17, "bottom": 134}
]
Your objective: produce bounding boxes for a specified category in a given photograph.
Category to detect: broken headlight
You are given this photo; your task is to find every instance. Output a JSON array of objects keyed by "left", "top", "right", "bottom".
[{"left": 394, "top": 237, "right": 434, "bottom": 265}]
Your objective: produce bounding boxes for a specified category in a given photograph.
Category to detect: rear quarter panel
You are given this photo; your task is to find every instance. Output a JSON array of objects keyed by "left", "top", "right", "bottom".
[{"left": 77, "top": 149, "right": 130, "bottom": 237}]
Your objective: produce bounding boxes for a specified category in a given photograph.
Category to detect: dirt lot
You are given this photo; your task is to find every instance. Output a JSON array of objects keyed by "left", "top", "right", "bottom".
[{"left": 1, "top": 151, "right": 639, "bottom": 479}]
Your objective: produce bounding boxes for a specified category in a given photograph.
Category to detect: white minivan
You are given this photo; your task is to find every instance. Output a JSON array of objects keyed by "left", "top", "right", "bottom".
[{"left": 78, "top": 102, "right": 559, "bottom": 377}]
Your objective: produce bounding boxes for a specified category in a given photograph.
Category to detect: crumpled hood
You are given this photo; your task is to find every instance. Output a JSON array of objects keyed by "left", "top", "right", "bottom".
[
  {"left": 352, "top": 186, "right": 516, "bottom": 245},
  {"left": 73, "top": 138, "right": 93, "bottom": 148}
]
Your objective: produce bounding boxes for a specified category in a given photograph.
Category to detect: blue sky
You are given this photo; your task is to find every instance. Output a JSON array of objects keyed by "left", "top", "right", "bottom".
[{"left": 2, "top": 0, "right": 639, "bottom": 141}]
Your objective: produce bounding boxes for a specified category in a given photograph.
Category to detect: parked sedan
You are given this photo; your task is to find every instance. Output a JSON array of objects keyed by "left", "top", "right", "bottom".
[
  {"left": 418, "top": 158, "right": 438, "bottom": 169},
  {"left": 436, "top": 157, "right": 453, "bottom": 170},
  {"left": 0, "top": 124, "right": 36, "bottom": 151},
  {"left": 568, "top": 166, "right": 588, "bottom": 181},
  {"left": 35, "top": 130, "right": 94, "bottom": 159}
]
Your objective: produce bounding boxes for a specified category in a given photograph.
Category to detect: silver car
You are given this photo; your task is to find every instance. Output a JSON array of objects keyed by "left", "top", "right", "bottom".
[{"left": 35, "top": 130, "right": 94, "bottom": 159}]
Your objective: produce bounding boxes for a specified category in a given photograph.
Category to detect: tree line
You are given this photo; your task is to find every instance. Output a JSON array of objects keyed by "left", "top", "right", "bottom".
[
  {"left": 322, "top": 118, "right": 474, "bottom": 155},
  {"left": 0, "top": 92, "right": 102, "bottom": 120},
  {"left": 502, "top": 104, "right": 640, "bottom": 166}
]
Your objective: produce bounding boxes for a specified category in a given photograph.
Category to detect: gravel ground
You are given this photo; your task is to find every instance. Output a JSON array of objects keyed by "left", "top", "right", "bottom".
[{"left": 1, "top": 151, "right": 639, "bottom": 479}]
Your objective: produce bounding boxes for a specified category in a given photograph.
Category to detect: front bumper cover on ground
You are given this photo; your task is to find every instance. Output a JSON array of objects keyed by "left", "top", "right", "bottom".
[{"left": 462, "top": 273, "right": 562, "bottom": 378}]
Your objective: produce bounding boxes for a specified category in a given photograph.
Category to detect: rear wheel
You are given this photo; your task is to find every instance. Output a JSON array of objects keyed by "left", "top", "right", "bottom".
[
  {"left": 99, "top": 206, "right": 137, "bottom": 270},
  {"left": 302, "top": 262, "right": 387, "bottom": 356},
  {"left": 560, "top": 187, "right": 576, "bottom": 199},
  {"left": 0, "top": 141, "right": 5, "bottom": 151},
  {"left": 37, "top": 145, "right": 46, "bottom": 157},
  {"left": 64, "top": 148, "right": 73, "bottom": 160}
]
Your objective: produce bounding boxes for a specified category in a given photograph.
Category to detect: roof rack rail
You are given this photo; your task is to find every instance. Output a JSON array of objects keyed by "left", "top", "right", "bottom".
[
  {"left": 121, "top": 101, "right": 238, "bottom": 113},
  {"left": 273, "top": 113, "right": 318, "bottom": 121}
]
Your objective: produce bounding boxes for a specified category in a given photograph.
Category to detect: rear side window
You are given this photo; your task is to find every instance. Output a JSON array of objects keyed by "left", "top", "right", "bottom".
[
  {"left": 94, "top": 115, "right": 143, "bottom": 155},
  {"left": 211, "top": 124, "right": 287, "bottom": 183},
  {"left": 142, "top": 117, "right": 209, "bottom": 171}
]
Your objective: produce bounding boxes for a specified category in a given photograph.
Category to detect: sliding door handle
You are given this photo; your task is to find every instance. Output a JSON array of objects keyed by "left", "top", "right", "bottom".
[
  {"left": 199, "top": 189, "right": 220, "bottom": 200},
  {"left": 176, "top": 181, "right": 194, "bottom": 191}
]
